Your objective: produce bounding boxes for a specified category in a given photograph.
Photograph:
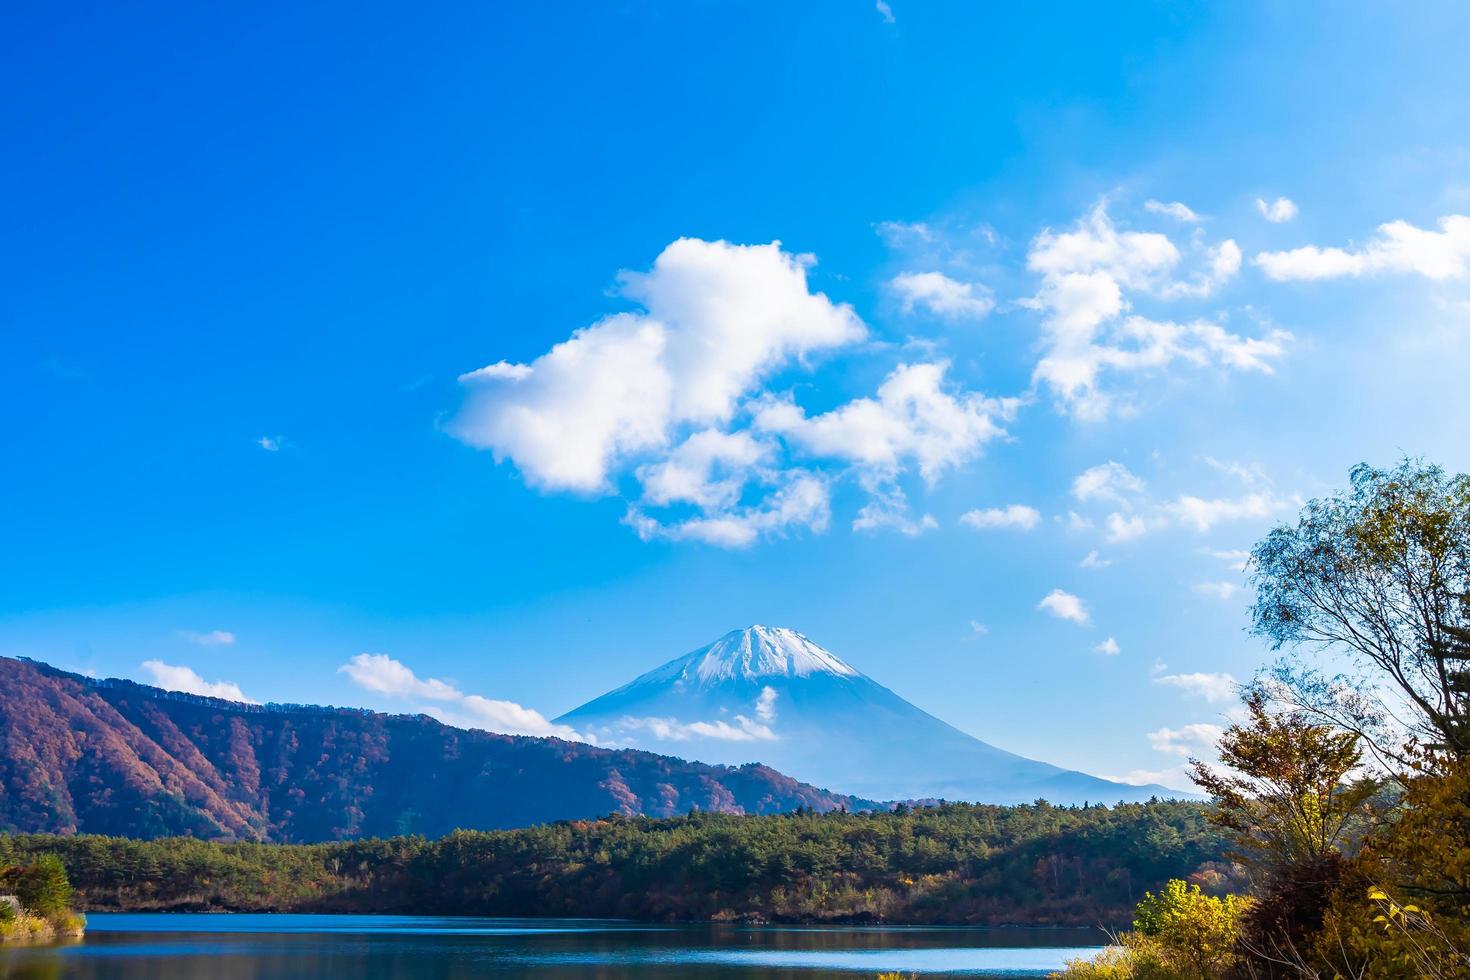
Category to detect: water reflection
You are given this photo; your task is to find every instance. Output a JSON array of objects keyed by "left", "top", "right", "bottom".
[{"left": 0, "top": 914, "right": 1106, "bottom": 978}]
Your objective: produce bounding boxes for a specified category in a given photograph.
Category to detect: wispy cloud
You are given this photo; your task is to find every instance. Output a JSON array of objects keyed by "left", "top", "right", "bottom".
[
  {"left": 176, "top": 629, "right": 236, "bottom": 647},
  {"left": 1153, "top": 671, "right": 1238, "bottom": 703},
  {"left": 337, "top": 653, "right": 583, "bottom": 740},
  {"left": 1144, "top": 200, "right": 1201, "bottom": 222}
]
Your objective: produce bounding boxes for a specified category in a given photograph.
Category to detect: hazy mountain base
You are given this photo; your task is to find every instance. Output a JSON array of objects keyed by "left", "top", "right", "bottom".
[
  {"left": 559, "top": 626, "right": 1186, "bottom": 805},
  {"left": 0, "top": 800, "right": 1225, "bottom": 926}
]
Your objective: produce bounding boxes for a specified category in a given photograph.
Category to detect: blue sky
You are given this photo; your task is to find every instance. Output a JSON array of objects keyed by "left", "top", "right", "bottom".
[{"left": 5, "top": 1, "right": 1470, "bottom": 790}]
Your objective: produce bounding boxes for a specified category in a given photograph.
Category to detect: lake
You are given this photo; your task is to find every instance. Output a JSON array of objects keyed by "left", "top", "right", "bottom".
[{"left": 0, "top": 913, "right": 1106, "bottom": 978}]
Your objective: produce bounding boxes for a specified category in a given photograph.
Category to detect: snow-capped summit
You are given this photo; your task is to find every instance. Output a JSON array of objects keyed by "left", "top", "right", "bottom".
[
  {"left": 653, "top": 625, "right": 859, "bottom": 687},
  {"left": 557, "top": 626, "right": 1190, "bottom": 806}
]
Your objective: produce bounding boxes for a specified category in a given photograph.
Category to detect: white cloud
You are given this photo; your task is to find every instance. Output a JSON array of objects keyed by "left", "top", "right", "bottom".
[
  {"left": 177, "top": 629, "right": 236, "bottom": 647},
  {"left": 1094, "top": 636, "right": 1121, "bottom": 656},
  {"left": 1026, "top": 204, "right": 1284, "bottom": 418},
  {"left": 600, "top": 687, "right": 783, "bottom": 745},
  {"left": 337, "top": 653, "right": 583, "bottom": 740},
  {"left": 1144, "top": 200, "right": 1201, "bottom": 222},
  {"left": 257, "top": 436, "right": 281, "bottom": 452},
  {"left": 1148, "top": 722, "right": 1226, "bottom": 756},
  {"left": 967, "top": 620, "right": 989, "bottom": 638},
  {"left": 140, "top": 660, "right": 255, "bottom": 703},
  {"left": 1107, "top": 764, "right": 1197, "bottom": 791},
  {"left": 755, "top": 686, "right": 778, "bottom": 723},
  {"left": 1154, "top": 671, "right": 1238, "bottom": 703},
  {"left": 451, "top": 239, "right": 1012, "bottom": 548},
  {"left": 1073, "top": 461, "right": 1292, "bottom": 545},
  {"left": 616, "top": 714, "right": 777, "bottom": 743},
  {"left": 1201, "top": 548, "right": 1250, "bottom": 572},
  {"left": 851, "top": 484, "right": 938, "bottom": 537},
  {"left": 1072, "top": 461, "right": 1146, "bottom": 505},
  {"left": 1157, "top": 240, "right": 1243, "bottom": 299},
  {"left": 1080, "top": 549, "right": 1113, "bottom": 569},
  {"left": 890, "top": 271, "right": 995, "bottom": 320},
  {"left": 1166, "top": 491, "right": 1283, "bottom": 532},
  {"left": 875, "top": 0, "right": 895, "bottom": 23},
  {"left": 1193, "top": 580, "right": 1241, "bottom": 601},
  {"left": 636, "top": 429, "right": 769, "bottom": 510},
  {"left": 450, "top": 238, "right": 865, "bottom": 493},
  {"left": 1105, "top": 511, "right": 1152, "bottom": 543},
  {"left": 960, "top": 504, "right": 1041, "bottom": 531},
  {"left": 1255, "top": 197, "right": 1299, "bottom": 223},
  {"left": 754, "top": 361, "right": 1010, "bottom": 484},
  {"left": 625, "top": 471, "right": 831, "bottom": 548},
  {"left": 1037, "top": 589, "right": 1090, "bottom": 625},
  {"left": 338, "top": 653, "right": 461, "bottom": 700},
  {"left": 1255, "top": 214, "right": 1470, "bottom": 281}
]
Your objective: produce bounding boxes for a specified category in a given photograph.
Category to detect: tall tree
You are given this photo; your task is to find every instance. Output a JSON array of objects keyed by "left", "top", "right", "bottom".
[{"left": 1249, "top": 459, "right": 1470, "bottom": 767}]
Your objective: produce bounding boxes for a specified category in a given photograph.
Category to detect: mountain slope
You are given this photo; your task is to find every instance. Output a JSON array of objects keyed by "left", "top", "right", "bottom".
[
  {"left": 0, "top": 656, "right": 872, "bottom": 842},
  {"left": 558, "top": 625, "right": 1183, "bottom": 805}
]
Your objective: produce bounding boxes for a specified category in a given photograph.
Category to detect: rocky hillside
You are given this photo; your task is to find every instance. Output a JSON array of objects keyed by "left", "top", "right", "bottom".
[{"left": 0, "top": 657, "right": 872, "bottom": 842}]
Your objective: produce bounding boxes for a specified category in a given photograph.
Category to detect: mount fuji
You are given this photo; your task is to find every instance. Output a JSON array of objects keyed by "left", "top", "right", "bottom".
[{"left": 557, "top": 625, "right": 1183, "bottom": 805}]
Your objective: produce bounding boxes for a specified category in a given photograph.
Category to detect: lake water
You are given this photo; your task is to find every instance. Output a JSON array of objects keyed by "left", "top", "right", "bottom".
[{"left": 0, "top": 913, "right": 1106, "bottom": 978}]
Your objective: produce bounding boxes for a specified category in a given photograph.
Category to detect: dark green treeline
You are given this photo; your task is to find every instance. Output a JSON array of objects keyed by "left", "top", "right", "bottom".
[{"left": 1, "top": 799, "right": 1222, "bottom": 925}]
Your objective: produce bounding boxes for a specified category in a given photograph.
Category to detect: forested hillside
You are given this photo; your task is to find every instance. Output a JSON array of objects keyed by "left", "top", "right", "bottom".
[
  {"left": 1, "top": 800, "right": 1226, "bottom": 925},
  {"left": 0, "top": 657, "right": 870, "bottom": 841}
]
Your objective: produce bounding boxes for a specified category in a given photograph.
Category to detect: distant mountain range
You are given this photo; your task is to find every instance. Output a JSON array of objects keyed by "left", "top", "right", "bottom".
[
  {"left": 0, "top": 656, "right": 872, "bottom": 842},
  {"left": 559, "top": 625, "right": 1183, "bottom": 805}
]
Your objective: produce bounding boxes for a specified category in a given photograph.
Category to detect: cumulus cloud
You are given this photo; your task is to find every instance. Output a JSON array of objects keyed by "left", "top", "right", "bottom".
[
  {"left": 140, "top": 660, "right": 255, "bottom": 703},
  {"left": 1255, "top": 197, "right": 1299, "bottom": 223},
  {"left": 1094, "top": 637, "right": 1121, "bottom": 656},
  {"left": 1149, "top": 723, "right": 1226, "bottom": 757},
  {"left": 257, "top": 436, "right": 282, "bottom": 452},
  {"left": 450, "top": 238, "right": 865, "bottom": 493},
  {"left": 967, "top": 620, "right": 989, "bottom": 638},
  {"left": 1154, "top": 671, "right": 1238, "bottom": 703},
  {"left": 1026, "top": 204, "right": 1284, "bottom": 418},
  {"left": 1144, "top": 200, "right": 1201, "bottom": 223},
  {"left": 337, "top": 653, "right": 583, "bottom": 740},
  {"left": 754, "top": 361, "right": 1012, "bottom": 484},
  {"left": 960, "top": 504, "right": 1041, "bottom": 531},
  {"left": 1080, "top": 550, "right": 1113, "bottom": 569},
  {"left": 177, "top": 629, "right": 236, "bottom": 647},
  {"left": 636, "top": 429, "right": 769, "bottom": 510},
  {"left": 1256, "top": 214, "right": 1470, "bottom": 281},
  {"left": 1105, "top": 511, "right": 1151, "bottom": 543},
  {"left": 875, "top": 0, "right": 895, "bottom": 23},
  {"left": 1072, "top": 461, "right": 1146, "bottom": 506},
  {"left": 890, "top": 271, "right": 996, "bottom": 320},
  {"left": 1038, "top": 589, "right": 1090, "bottom": 625},
  {"left": 452, "top": 239, "right": 1010, "bottom": 547}
]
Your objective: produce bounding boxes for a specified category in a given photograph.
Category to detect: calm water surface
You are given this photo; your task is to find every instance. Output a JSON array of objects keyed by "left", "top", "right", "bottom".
[{"left": 0, "top": 913, "right": 1106, "bottom": 978}]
